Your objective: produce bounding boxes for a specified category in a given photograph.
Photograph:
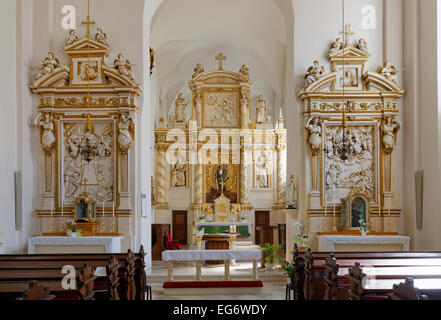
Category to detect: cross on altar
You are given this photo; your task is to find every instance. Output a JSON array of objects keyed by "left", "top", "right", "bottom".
[
  {"left": 341, "top": 24, "right": 355, "bottom": 47},
  {"left": 82, "top": 0, "right": 96, "bottom": 38},
  {"left": 215, "top": 53, "right": 227, "bottom": 70}
]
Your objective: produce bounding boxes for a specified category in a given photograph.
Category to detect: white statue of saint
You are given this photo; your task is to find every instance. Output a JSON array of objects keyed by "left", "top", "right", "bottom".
[
  {"left": 378, "top": 61, "right": 398, "bottom": 83},
  {"left": 118, "top": 113, "right": 133, "bottom": 150},
  {"left": 195, "top": 94, "right": 203, "bottom": 124},
  {"left": 326, "top": 163, "right": 341, "bottom": 202},
  {"left": 35, "top": 52, "right": 60, "bottom": 81},
  {"left": 65, "top": 29, "right": 78, "bottom": 47},
  {"left": 255, "top": 95, "right": 270, "bottom": 124},
  {"left": 172, "top": 157, "right": 187, "bottom": 188},
  {"left": 33, "top": 113, "right": 56, "bottom": 152},
  {"left": 329, "top": 37, "right": 343, "bottom": 57},
  {"left": 305, "top": 61, "right": 325, "bottom": 87},
  {"left": 382, "top": 117, "right": 401, "bottom": 152},
  {"left": 256, "top": 154, "right": 270, "bottom": 189},
  {"left": 95, "top": 28, "right": 109, "bottom": 46},
  {"left": 286, "top": 174, "right": 297, "bottom": 209},
  {"left": 240, "top": 94, "right": 249, "bottom": 128},
  {"left": 114, "top": 53, "right": 134, "bottom": 80},
  {"left": 174, "top": 93, "right": 188, "bottom": 123},
  {"left": 305, "top": 117, "right": 322, "bottom": 154}
]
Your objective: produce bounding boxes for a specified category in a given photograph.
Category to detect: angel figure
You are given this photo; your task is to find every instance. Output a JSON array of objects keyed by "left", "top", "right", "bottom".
[
  {"left": 192, "top": 63, "right": 204, "bottom": 79},
  {"left": 305, "top": 61, "right": 325, "bottom": 87},
  {"left": 114, "top": 53, "right": 135, "bottom": 80},
  {"left": 378, "top": 61, "right": 398, "bottom": 83},
  {"left": 305, "top": 117, "right": 322, "bottom": 155},
  {"left": 118, "top": 113, "right": 134, "bottom": 150},
  {"left": 239, "top": 64, "right": 250, "bottom": 79},
  {"left": 382, "top": 116, "right": 401, "bottom": 153},
  {"left": 356, "top": 38, "right": 368, "bottom": 52},
  {"left": 35, "top": 52, "right": 60, "bottom": 81},
  {"left": 65, "top": 29, "right": 78, "bottom": 47},
  {"left": 329, "top": 37, "right": 343, "bottom": 57},
  {"left": 95, "top": 28, "right": 109, "bottom": 46},
  {"left": 33, "top": 113, "right": 55, "bottom": 152}
]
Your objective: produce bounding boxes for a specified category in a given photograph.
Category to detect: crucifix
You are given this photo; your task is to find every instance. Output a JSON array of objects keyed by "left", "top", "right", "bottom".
[
  {"left": 341, "top": 24, "right": 355, "bottom": 47},
  {"left": 82, "top": 0, "right": 96, "bottom": 39},
  {"left": 215, "top": 53, "right": 227, "bottom": 70}
]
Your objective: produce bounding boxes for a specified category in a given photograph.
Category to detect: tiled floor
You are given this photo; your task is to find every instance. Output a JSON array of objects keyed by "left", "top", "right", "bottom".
[{"left": 147, "top": 261, "right": 288, "bottom": 300}]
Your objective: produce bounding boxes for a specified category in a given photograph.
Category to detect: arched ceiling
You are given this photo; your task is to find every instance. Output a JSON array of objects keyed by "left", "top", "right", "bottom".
[{"left": 150, "top": 0, "right": 293, "bottom": 120}]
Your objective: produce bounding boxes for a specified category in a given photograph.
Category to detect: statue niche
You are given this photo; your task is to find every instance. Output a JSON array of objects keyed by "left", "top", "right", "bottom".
[{"left": 341, "top": 189, "right": 370, "bottom": 231}]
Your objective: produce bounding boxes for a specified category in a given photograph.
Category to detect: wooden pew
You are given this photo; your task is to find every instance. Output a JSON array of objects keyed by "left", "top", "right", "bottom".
[
  {"left": 0, "top": 248, "right": 151, "bottom": 300},
  {"left": 300, "top": 250, "right": 441, "bottom": 300}
]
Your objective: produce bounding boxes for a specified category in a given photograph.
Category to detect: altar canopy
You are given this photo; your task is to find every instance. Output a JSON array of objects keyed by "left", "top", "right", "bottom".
[
  {"left": 299, "top": 26, "right": 404, "bottom": 236},
  {"left": 153, "top": 53, "right": 287, "bottom": 244}
]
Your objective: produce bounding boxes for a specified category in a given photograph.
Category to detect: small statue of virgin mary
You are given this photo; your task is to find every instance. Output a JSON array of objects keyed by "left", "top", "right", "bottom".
[{"left": 286, "top": 174, "right": 297, "bottom": 209}]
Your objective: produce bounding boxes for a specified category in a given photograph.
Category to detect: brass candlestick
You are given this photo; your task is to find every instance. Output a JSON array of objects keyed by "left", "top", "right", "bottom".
[
  {"left": 111, "top": 214, "right": 116, "bottom": 234},
  {"left": 323, "top": 206, "right": 328, "bottom": 233}
]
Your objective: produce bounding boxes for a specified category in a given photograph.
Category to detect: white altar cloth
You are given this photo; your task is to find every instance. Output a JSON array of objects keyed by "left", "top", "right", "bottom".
[
  {"left": 28, "top": 236, "right": 123, "bottom": 254},
  {"left": 318, "top": 235, "right": 410, "bottom": 252},
  {"left": 162, "top": 249, "right": 261, "bottom": 262}
]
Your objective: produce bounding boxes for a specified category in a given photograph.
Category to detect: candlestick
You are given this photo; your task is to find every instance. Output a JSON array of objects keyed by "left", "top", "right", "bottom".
[
  {"left": 387, "top": 197, "right": 392, "bottom": 233},
  {"left": 332, "top": 197, "right": 337, "bottom": 232},
  {"left": 59, "top": 201, "right": 64, "bottom": 233},
  {"left": 49, "top": 200, "right": 54, "bottom": 233},
  {"left": 323, "top": 200, "right": 328, "bottom": 233},
  {"left": 112, "top": 201, "right": 115, "bottom": 217}
]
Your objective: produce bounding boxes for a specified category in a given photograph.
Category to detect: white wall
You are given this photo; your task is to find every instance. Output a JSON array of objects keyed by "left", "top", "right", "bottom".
[{"left": 0, "top": 0, "right": 18, "bottom": 253}]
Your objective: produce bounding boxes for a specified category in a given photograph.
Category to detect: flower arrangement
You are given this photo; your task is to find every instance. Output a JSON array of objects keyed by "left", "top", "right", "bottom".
[
  {"left": 359, "top": 219, "right": 368, "bottom": 236},
  {"left": 65, "top": 220, "right": 82, "bottom": 237},
  {"left": 259, "top": 243, "right": 282, "bottom": 267},
  {"left": 294, "top": 222, "right": 309, "bottom": 247}
]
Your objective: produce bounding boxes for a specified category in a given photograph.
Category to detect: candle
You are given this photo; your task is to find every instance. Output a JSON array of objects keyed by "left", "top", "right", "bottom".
[
  {"left": 388, "top": 197, "right": 391, "bottom": 216},
  {"left": 61, "top": 202, "right": 64, "bottom": 217},
  {"left": 112, "top": 201, "right": 115, "bottom": 217},
  {"left": 103, "top": 201, "right": 105, "bottom": 217},
  {"left": 51, "top": 200, "right": 54, "bottom": 216},
  {"left": 333, "top": 202, "right": 336, "bottom": 217}
]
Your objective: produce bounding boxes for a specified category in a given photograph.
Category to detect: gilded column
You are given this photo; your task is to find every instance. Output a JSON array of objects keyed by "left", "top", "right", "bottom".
[
  {"left": 155, "top": 144, "right": 168, "bottom": 205},
  {"left": 276, "top": 132, "right": 287, "bottom": 206},
  {"left": 194, "top": 162, "right": 203, "bottom": 206},
  {"left": 240, "top": 134, "right": 251, "bottom": 206}
]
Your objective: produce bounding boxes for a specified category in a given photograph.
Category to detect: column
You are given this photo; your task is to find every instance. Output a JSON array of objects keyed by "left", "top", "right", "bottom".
[{"left": 155, "top": 144, "right": 168, "bottom": 206}]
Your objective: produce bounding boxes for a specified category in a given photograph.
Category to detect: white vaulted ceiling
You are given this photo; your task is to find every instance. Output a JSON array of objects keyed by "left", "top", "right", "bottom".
[{"left": 150, "top": 0, "right": 292, "bottom": 122}]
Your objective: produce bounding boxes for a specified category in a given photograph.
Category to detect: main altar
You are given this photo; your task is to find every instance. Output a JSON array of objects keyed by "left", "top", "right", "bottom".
[
  {"left": 153, "top": 53, "right": 288, "bottom": 246},
  {"left": 299, "top": 26, "right": 406, "bottom": 250}
]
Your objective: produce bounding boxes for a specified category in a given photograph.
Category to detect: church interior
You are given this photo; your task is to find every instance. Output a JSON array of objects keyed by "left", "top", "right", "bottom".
[{"left": 0, "top": 0, "right": 441, "bottom": 301}]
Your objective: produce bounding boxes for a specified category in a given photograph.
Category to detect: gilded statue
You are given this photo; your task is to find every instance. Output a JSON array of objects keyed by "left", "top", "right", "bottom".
[
  {"left": 118, "top": 113, "right": 134, "bottom": 150},
  {"left": 192, "top": 64, "right": 204, "bottom": 79},
  {"left": 95, "top": 28, "right": 109, "bottom": 46},
  {"left": 305, "top": 117, "right": 322, "bottom": 155},
  {"left": 114, "top": 53, "right": 134, "bottom": 80},
  {"left": 378, "top": 61, "right": 398, "bottom": 83},
  {"left": 305, "top": 61, "right": 325, "bottom": 87},
  {"left": 33, "top": 113, "right": 56, "bottom": 153},
  {"left": 382, "top": 116, "right": 401, "bottom": 153},
  {"left": 239, "top": 64, "right": 250, "bottom": 79},
  {"left": 35, "top": 52, "right": 61, "bottom": 81},
  {"left": 65, "top": 29, "right": 78, "bottom": 47},
  {"left": 329, "top": 37, "right": 343, "bottom": 57}
]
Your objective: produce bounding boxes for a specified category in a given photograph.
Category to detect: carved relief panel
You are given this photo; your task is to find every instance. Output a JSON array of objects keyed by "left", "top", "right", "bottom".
[{"left": 203, "top": 91, "right": 240, "bottom": 128}]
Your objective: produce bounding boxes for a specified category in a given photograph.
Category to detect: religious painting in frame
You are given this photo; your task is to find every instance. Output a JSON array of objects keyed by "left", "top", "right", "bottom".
[{"left": 203, "top": 90, "right": 240, "bottom": 128}]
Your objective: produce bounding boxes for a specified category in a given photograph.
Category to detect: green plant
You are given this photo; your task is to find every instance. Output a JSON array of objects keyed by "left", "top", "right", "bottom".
[
  {"left": 281, "top": 260, "right": 294, "bottom": 279},
  {"left": 259, "top": 243, "right": 282, "bottom": 264}
]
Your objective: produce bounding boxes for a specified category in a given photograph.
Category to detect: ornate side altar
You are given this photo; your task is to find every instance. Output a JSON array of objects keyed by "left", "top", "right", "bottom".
[
  {"left": 153, "top": 53, "right": 287, "bottom": 244},
  {"left": 299, "top": 26, "right": 405, "bottom": 243},
  {"left": 30, "top": 11, "right": 140, "bottom": 243}
]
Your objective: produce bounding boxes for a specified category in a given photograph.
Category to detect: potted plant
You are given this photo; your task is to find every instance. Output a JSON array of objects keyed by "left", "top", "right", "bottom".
[
  {"left": 294, "top": 222, "right": 309, "bottom": 250},
  {"left": 65, "top": 220, "right": 82, "bottom": 237},
  {"left": 260, "top": 243, "right": 282, "bottom": 271},
  {"left": 281, "top": 259, "right": 294, "bottom": 284}
]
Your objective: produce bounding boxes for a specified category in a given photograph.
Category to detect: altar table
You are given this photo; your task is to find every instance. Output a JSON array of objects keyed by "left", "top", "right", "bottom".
[
  {"left": 162, "top": 249, "right": 261, "bottom": 281},
  {"left": 317, "top": 235, "right": 410, "bottom": 252},
  {"left": 28, "top": 236, "right": 123, "bottom": 254}
]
